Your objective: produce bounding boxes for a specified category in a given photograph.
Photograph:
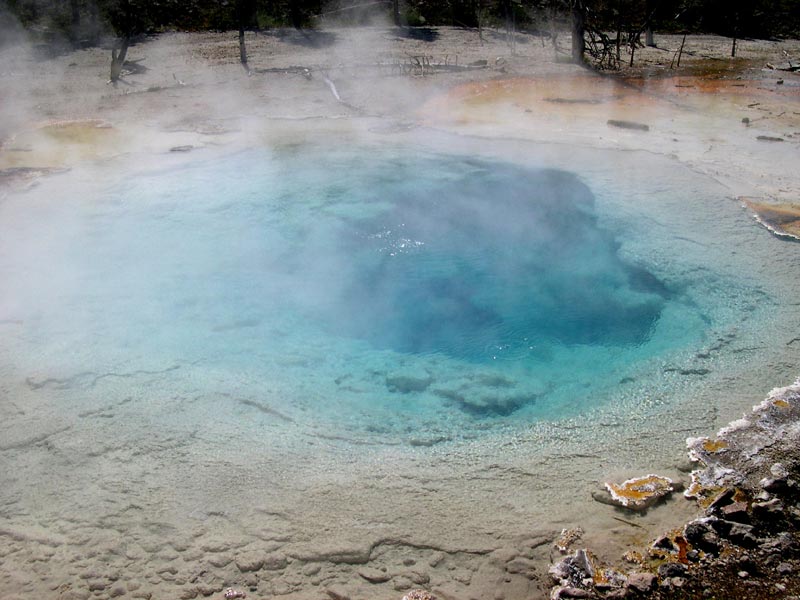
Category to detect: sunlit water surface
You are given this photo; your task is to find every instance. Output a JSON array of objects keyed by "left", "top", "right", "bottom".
[{"left": 1, "top": 142, "right": 796, "bottom": 441}]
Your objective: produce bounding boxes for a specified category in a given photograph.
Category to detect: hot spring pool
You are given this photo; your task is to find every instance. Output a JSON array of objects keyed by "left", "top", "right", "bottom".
[
  {"left": 1, "top": 140, "right": 792, "bottom": 435},
  {"left": 0, "top": 131, "right": 798, "bottom": 598}
]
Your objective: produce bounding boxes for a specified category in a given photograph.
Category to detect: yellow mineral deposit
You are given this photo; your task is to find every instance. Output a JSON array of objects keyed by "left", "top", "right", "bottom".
[
  {"left": 686, "top": 436, "right": 729, "bottom": 464},
  {"left": 604, "top": 474, "right": 675, "bottom": 511},
  {"left": 0, "top": 119, "right": 118, "bottom": 171},
  {"left": 554, "top": 526, "right": 584, "bottom": 554},
  {"left": 742, "top": 198, "right": 800, "bottom": 241}
]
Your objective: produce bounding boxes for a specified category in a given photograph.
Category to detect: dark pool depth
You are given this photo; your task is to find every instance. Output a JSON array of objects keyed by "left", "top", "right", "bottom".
[{"left": 300, "top": 161, "right": 670, "bottom": 360}]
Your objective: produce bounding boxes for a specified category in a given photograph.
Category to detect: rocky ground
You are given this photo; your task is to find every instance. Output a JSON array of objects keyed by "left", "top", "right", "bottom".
[{"left": 550, "top": 380, "right": 800, "bottom": 600}]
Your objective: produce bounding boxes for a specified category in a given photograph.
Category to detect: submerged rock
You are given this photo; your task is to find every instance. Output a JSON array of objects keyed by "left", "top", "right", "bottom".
[
  {"left": 603, "top": 474, "right": 675, "bottom": 511},
  {"left": 385, "top": 369, "right": 433, "bottom": 393},
  {"left": 607, "top": 119, "right": 650, "bottom": 131}
]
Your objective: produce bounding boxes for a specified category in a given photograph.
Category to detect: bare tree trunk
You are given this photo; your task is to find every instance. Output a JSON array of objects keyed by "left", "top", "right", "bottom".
[
  {"left": 239, "top": 25, "right": 248, "bottom": 70},
  {"left": 645, "top": 0, "right": 656, "bottom": 46},
  {"left": 571, "top": 0, "right": 586, "bottom": 64},
  {"left": 392, "top": 0, "right": 401, "bottom": 26},
  {"left": 670, "top": 32, "right": 686, "bottom": 69},
  {"left": 504, "top": 0, "right": 515, "bottom": 54},
  {"left": 110, "top": 35, "right": 129, "bottom": 84},
  {"left": 477, "top": 0, "right": 484, "bottom": 45},
  {"left": 236, "top": 0, "right": 250, "bottom": 73},
  {"left": 615, "top": 0, "right": 622, "bottom": 64},
  {"left": 731, "top": 8, "right": 739, "bottom": 57}
]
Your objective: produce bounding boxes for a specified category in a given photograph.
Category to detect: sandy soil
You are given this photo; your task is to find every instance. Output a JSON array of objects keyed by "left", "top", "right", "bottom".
[{"left": 0, "top": 25, "right": 799, "bottom": 600}]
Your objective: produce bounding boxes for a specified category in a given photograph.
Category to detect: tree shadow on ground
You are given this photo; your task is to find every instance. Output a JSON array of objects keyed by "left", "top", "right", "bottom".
[
  {"left": 390, "top": 27, "right": 440, "bottom": 42},
  {"left": 266, "top": 29, "right": 338, "bottom": 49},
  {"left": 483, "top": 29, "right": 533, "bottom": 45}
]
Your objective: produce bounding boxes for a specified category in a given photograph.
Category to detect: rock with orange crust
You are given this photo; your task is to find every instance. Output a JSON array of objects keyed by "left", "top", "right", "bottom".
[{"left": 603, "top": 474, "right": 675, "bottom": 511}]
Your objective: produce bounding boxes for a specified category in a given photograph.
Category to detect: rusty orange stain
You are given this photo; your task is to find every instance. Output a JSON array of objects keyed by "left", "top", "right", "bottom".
[{"left": 701, "top": 438, "right": 729, "bottom": 453}]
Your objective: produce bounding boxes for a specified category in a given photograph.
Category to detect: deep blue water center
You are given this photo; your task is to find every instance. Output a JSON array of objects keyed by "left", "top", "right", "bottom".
[{"left": 302, "top": 161, "right": 668, "bottom": 360}]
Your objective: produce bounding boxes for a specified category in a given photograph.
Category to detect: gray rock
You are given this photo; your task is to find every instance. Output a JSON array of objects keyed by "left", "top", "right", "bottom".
[
  {"left": 669, "top": 577, "right": 685, "bottom": 588},
  {"left": 760, "top": 477, "right": 788, "bottom": 493},
  {"left": 720, "top": 501, "right": 750, "bottom": 523},
  {"left": 506, "top": 557, "right": 537, "bottom": 579},
  {"left": 683, "top": 520, "right": 720, "bottom": 553},
  {"left": 652, "top": 535, "right": 675, "bottom": 551},
  {"left": 207, "top": 554, "right": 232, "bottom": 568},
  {"left": 727, "top": 523, "right": 759, "bottom": 548},
  {"left": 607, "top": 119, "right": 650, "bottom": 132},
  {"left": 626, "top": 572, "right": 656, "bottom": 593},
  {"left": 778, "top": 562, "right": 793, "bottom": 575},
  {"left": 657, "top": 562, "right": 687, "bottom": 579},
  {"left": 325, "top": 585, "right": 351, "bottom": 600},
  {"left": 553, "top": 587, "right": 593, "bottom": 599},
  {"left": 428, "top": 552, "right": 445, "bottom": 568},
  {"left": 406, "top": 571, "right": 430, "bottom": 585},
  {"left": 235, "top": 553, "right": 264, "bottom": 572},
  {"left": 392, "top": 576, "right": 414, "bottom": 591},
  {"left": 386, "top": 370, "right": 432, "bottom": 393},
  {"left": 752, "top": 498, "right": 784, "bottom": 520},
  {"left": 358, "top": 567, "right": 391, "bottom": 584},
  {"left": 195, "top": 583, "right": 222, "bottom": 596},
  {"left": 708, "top": 488, "right": 736, "bottom": 513},
  {"left": 200, "top": 539, "right": 230, "bottom": 553},
  {"left": 262, "top": 552, "right": 288, "bottom": 570},
  {"left": 771, "top": 463, "right": 789, "bottom": 479},
  {"left": 60, "top": 592, "right": 91, "bottom": 600},
  {"left": 88, "top": 580, "right": 107, "bottom": 592}
]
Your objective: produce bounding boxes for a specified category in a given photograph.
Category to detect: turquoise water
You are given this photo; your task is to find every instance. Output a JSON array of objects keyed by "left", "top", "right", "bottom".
[{"left": 0, "top": 143, "right": 781, "bottom": 437}]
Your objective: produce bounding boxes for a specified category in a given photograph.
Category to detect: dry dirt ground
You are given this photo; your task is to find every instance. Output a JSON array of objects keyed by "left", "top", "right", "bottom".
[{"left": 0, "top": 25, "right": 799, "bottom": 600}]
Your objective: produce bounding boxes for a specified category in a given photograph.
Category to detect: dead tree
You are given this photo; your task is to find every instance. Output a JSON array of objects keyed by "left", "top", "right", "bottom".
[
  {"left": 110, "top": 35, "right": 130, "bottom": 84},
  {"left": 235, "top": 0, "right": 253, "bottom": 73},
  {"left": 571, "top": 0, "right": 586, "bottom": 63},
  {"left": 107, "top": 0, "right": 134, "bottom": 85},
  {"left": 644, "top": 0, "right": 655, "bottom": 46}
]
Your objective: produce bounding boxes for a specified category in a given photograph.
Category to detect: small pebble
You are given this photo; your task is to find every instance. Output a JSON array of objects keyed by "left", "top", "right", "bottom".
[{"left": 738, "top": 570, "right": 749, "bottom": 578}]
